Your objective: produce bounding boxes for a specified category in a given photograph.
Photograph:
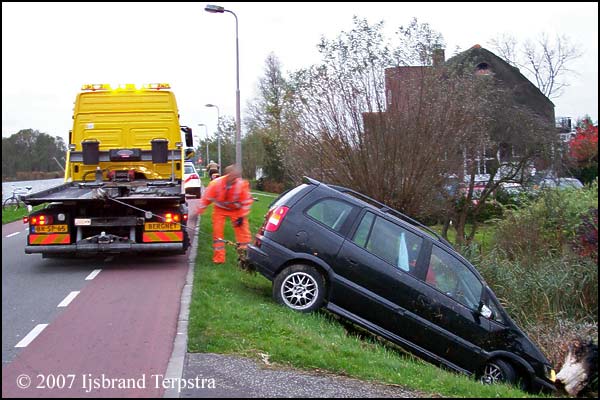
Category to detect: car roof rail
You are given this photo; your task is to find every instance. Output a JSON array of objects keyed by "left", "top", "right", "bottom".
[
  {"left": 302, "top": 176, "right": 321, "bottom": 186},
  {"left": 326, "top": 182, "right": 452, "bottom": 247}
]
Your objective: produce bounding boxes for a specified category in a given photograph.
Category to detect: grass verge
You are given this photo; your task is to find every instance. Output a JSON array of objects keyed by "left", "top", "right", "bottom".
[
  {"left": 187, "top": 191, "right": 539, "bottom": 398},
  {"left": 2, "top": 205, "right": 44, "bottom": 225}
]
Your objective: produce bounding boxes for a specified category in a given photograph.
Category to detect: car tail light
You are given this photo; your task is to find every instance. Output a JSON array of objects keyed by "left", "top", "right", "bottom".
[
  {"left": 264, "top": 206, "right": 289, "bottom": 232},
  {"left": 184, "top": 174, "right": 199, "bottom": 183},
  {"left": 30, "top": 215, "right": 53, "bottom": 226},
  {"left": 183, "top": 214, "right": 188, "bottom": 221},
  {"left": 164, "top": 213, "right": 181, "bottom": 223}
]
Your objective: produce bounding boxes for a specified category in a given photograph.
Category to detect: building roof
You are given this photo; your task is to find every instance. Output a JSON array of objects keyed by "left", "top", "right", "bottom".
[{"left": 445, "top": 45, "right": 555, "bottom": 121}]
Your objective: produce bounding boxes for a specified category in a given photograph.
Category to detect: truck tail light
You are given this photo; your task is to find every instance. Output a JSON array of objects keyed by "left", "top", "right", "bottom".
[
  {"left": 23, "top": 216, "right": 29, "bottom": 224},
  {"left": 164, "top": 213, "right": 181, "bottom": 223},
  {"left": 30, "top": 215, "right": 53, "bottom": 226},
  {"left": 264, "top": 206, "right": 289, "bottom": 232}
]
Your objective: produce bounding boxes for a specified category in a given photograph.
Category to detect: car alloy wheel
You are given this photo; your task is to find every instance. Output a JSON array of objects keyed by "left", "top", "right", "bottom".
[
  {"left": 273, "top": 264, "right": 325, "bottom": 313},
  {"left": 281, "top": 272, "right": 318, "bottom": 310},
  {"left": 480, "top": 359, "right": 516, "bottom": 385}
]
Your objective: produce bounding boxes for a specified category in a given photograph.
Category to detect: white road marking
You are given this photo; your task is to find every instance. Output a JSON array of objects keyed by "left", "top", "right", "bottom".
[
  {"left": 57, "top": 291, "right": 80, "bottom": 308},
  {"left": 15, "top": 324, "right": 48, "bottom": 348},
  {"left": 6, "top": 232, "right": 20, "bottom": 238},
  {"left": 85, "top": 269, "right": 102, "bottom": 280}
]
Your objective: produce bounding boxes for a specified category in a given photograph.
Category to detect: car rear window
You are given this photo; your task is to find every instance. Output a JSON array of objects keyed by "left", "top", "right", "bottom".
[
  {"left": 184, "top": 165, "right": 195, "bottom": 174},
  {"left": 306, "top": 198, "right": 355, "bottom": 233},
  {"left": 271, "top": 184, "right": 310, "bottom": 208}
]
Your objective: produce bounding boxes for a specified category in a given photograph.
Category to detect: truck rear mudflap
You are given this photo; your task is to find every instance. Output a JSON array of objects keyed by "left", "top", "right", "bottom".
[{"left": 25, "top": 242, "right": 184, "bottom": 255}]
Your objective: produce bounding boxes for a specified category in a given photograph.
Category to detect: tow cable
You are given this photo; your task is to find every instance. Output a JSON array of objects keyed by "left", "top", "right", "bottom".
[{"left": 104, "top": 195, "right": 254, "bottom": 271}]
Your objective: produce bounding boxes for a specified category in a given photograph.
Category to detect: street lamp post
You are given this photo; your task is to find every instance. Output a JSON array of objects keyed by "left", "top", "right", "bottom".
[
  {"left": 205, "top": 103, "right": 221, "bottom": 175},
  {"left": 205, "top": 4, "right": 241, "bottom": 174},
  {"left": 197, "top": 123, "right": 210, "bottom": 173}
]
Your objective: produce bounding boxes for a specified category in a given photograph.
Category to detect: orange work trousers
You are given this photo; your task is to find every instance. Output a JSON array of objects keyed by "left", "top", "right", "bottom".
[{"left": 211, "top": 210, "right": 251, "bottom": 264}]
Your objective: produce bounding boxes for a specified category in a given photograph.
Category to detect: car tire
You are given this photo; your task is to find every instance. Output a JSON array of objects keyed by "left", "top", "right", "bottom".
[
  {"left": 479, "top": 359, "right": 517, "bottom": 385},
  {"left": 273, "top": 264, "right": 325, "bottom": 313}
]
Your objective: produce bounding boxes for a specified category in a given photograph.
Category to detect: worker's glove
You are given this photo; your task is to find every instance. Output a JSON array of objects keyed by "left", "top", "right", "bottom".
[{"left": 234, "top": 217, "right": 244, "bottom": 227}]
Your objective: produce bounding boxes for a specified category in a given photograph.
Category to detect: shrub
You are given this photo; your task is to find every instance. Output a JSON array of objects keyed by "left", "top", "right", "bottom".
[
  {"left": 262, "top": 179, "right": 285, "bottom": 194},
  {"left": 571, "top": 208, "right": 598, "bottom": 264},
  {"left": 494, "top": 180, "right": 598, "bottom": 264},
  {"left": 476, "top": 251, "right": 598, "bottom": 325}
]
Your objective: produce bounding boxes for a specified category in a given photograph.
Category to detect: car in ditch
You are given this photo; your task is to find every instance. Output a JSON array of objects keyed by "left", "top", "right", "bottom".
[{"left": 246, "top": 177, "right": 557, "bottom": 393}]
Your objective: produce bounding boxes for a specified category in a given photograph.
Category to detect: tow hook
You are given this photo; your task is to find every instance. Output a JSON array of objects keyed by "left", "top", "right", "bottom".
[
  {"left": 82, "top": 232, "right": 130, "bottom": 244},
  {"left": 98, "top": 231, "right": 110, "bottom": 244}
]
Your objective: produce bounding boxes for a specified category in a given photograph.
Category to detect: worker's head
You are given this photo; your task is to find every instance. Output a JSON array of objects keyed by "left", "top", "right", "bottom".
[
  {"left": 225, "top": 164, "right": 241, "bottom": 183},
  {"left": 210, "top": 160, "right": 214, "bottom": 163}
]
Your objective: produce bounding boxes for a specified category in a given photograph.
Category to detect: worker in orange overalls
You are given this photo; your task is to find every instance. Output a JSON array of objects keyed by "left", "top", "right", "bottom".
[{"left": 196, "top": 164, "right": 254, "bottom": 264}]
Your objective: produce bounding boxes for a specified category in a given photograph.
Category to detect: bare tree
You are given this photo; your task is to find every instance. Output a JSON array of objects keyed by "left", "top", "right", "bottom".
[
  {"left": 394, "top": 17, "right": 446, "bottom": 66},
  {"left": 286, "top": 18, "right": 481, "bottom": 217},
  {"left": 449, "top": 88, "right": 556, "bottom": 246},
  {"left": 489, "top": 32, "right": 582, "bottom": 99}
]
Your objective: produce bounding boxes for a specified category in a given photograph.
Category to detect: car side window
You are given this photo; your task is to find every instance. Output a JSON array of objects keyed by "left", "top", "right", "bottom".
[
  {"left": 306, "top": 198, "right": 355, "bottom": 233},
  {"left": 426, "top": 246, "right": 482, "bottom": 310},
  {"left": 353, "top": 214, "right": 422, "bottom": 275}
]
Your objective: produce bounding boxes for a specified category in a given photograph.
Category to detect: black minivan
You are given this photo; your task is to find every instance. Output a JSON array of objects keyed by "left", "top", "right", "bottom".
[{"left": 247, "top": 177, "right": 557, "bottom": 393}]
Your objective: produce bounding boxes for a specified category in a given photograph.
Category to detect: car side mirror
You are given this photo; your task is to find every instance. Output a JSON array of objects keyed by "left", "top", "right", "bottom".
[{"left": 478, "top": 302, "right": 493, "bottom": 319}]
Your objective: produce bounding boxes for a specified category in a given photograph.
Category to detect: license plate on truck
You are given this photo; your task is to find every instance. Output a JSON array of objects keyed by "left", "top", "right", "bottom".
[
  {"left": 144, "top": 222, "right": 179, "bottom": 231},
  {"left": 33, "top": 225, "right": 68, "bottom": 233}
]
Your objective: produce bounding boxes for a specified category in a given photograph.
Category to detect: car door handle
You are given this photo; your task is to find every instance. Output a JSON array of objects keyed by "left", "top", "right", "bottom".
[{"left": 345, "top": 257, "right": 358, "bottom": 266}]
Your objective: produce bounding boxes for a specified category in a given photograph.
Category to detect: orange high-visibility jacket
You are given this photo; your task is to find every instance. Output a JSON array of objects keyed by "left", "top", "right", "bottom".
[{"left": 197, "top": 175, "right": 253, "bottom": 216}]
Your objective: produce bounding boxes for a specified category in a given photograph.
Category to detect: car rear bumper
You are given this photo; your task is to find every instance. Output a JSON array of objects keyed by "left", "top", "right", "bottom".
[{"left": 247, "top": 235, "right": 293, "bottom": 280}]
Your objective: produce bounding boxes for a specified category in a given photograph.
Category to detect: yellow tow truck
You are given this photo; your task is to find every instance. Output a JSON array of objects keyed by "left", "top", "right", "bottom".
[{"left": 22, "top": 83, "right": 195, "bottom": 257}]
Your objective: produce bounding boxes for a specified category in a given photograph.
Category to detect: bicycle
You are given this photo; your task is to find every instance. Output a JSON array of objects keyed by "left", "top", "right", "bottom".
[{"left": 2, "top": 185, "right": 32, "bottom": 211}]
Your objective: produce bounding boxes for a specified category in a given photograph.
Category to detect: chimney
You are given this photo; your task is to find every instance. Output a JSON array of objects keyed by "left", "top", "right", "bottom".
[{"left": 432, "top": 48, "right": 445, "bottom": 67}]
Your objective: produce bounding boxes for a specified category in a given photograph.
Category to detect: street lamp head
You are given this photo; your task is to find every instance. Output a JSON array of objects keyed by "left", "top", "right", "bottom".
[
  {"left": 205, "top": 103, "right": 215, "bottom": 108},
  {"left": 204, "top": 4, "right": 225, "bottom": 13}
]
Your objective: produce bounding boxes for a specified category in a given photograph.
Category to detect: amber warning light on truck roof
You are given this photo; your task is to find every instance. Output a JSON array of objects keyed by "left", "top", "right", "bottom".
[{"left": 81, "top": 83, "right": 171, "bottom": 91}]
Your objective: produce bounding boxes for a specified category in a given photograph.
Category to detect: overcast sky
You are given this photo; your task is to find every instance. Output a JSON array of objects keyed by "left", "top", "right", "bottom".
[{"left": 2, "top": 2, "right": 598, "bottom": 144}]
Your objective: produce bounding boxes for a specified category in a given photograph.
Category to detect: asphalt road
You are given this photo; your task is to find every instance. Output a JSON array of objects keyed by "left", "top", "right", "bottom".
[
  {"left": 1, "top": 202, "right": 199, "bottom": 397},
  {"left": 2, "top": 221, "right": 97, "bottom": 365},
  {"left": 180, "top": 353, "right": 423, "bottom": 398}
]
